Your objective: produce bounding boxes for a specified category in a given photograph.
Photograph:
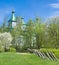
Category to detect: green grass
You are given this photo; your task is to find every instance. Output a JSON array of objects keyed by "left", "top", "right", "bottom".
[{"left": 0, "top": 52, "right": 59, "bottom": 65}]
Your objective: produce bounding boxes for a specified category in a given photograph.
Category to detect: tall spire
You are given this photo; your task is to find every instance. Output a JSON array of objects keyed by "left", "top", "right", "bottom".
[{"left": 11, "top": 10, "right": 16, "bottom": 21}]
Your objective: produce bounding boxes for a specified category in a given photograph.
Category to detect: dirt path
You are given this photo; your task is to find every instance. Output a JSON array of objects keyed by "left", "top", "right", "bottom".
[{"left": 16, "top": 53, "right": 31, "bottom": 55}]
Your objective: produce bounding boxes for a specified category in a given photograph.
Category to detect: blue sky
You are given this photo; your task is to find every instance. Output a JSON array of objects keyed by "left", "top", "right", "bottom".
[{"left": 0, "top": 0, "right": 59, "bottom": 24}]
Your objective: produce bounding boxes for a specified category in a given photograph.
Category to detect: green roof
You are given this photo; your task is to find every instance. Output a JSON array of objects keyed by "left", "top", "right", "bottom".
[{"left": 8, "top": 11, "right": 16, "bottom": 22}]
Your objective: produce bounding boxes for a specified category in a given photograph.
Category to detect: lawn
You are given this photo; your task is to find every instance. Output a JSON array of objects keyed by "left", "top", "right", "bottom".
[{"left": 0, "top": 52, "right": 59, "bottom": 65}]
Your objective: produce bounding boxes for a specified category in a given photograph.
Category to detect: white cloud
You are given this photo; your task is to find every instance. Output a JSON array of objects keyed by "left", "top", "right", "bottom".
[
  {"left": 47, "top": 10, "right": 59, "bottom": 19},
  {"left": 49, "top": 3, "right": 59, "bottom": 8}
]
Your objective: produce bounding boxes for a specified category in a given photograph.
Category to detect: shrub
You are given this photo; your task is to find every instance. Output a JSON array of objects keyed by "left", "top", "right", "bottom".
[
  {"left": 40, "top": 48, "right": 59, "bottom": 58},
  {"left": 0, "top": 47, "right": 4, "bottom": 52},
  {"left": 10, "top": 47, "right": 16, "bottom": 52},
  {"left": 0, "top": 32, "right": 13, "bottom": 51}
]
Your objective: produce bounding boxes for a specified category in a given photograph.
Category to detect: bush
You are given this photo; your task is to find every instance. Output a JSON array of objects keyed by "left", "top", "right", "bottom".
[
  {"left": 0, "top": 47, "right": 4, "bottom": 52},
  {"left": 10, "top": 47, "right": 16, "bottom": 52},
  {"left": 40, "top": 48, "right": 59, "bottom": 58},
  {"left": 0, "top": 32, "right": 13, "bottom": 50}
]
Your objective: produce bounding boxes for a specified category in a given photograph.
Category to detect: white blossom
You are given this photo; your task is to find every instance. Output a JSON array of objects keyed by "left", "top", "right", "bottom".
[{"left": 0, "top": 32, "right": 12, "bottom": 49}]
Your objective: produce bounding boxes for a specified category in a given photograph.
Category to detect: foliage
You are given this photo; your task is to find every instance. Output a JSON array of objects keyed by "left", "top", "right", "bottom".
[
  {"left": 0, "top": 47, "right": 4, "bottom": 52},
  {"left": 34, "top": 18, "right": 46, "bottom": 49},
  {"left": 10, "top": 47, "right": 16, "bottom": 52},
  {"left": 11, "top": 17, "right": 23, "bottom": 50},
  {"left": 46, "top": 17, "right": 59, "bottom": 48},
  {"left": 40, "top": 48, "right": 59, "bottom": 58},
  {"left": 0, "top": 32, "right": 12, "bottom": 51},
  {"left": 0, "top": 16, "right": 59, "bottom": 50},
  {"left": 25, "top": 19, "right": 34, "bottom": 48}
]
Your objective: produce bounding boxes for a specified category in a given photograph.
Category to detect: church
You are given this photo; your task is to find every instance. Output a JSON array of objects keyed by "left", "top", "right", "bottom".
[{"left": 8, "top": 11, "right": 26, "bottom": 32}]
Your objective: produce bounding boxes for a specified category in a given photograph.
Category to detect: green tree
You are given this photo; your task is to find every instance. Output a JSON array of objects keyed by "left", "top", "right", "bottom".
[
  {"left": 11, "top": 17, "right": 23, "bottom": 50},
  {"left": 34, "top": 18, "right": 46, "bottom": 49},
  {"left": 26, "top": 19, "right": 34, "bottom": 48},
  {"left": 46, "top": 17, "right": 59, "bottom": 48}
]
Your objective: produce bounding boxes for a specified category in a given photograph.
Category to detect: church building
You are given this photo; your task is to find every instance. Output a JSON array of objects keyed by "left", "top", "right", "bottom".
[{"left": 8, "top": 11, "right": 17, "bottom": 31}]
